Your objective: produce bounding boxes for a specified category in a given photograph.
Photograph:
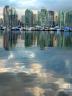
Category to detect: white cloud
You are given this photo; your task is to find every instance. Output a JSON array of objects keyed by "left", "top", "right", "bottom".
[
  {"left": 0, "top": 0, "right": 72, "bottom": 13},
  {"left": 8, "top": 0, "right": 72, "bottom": 11},
  {"left": 18, "top": 0, "right": 36, "bottom": 7},
  {"left": 9, "top": 0, "right": 15, "bottom": 2},
  {"left": 0, "top": 0, "right": 72, "bottom": 10},
  {"left": 9, "top": 0, "right": 38, "bottom": 8}
]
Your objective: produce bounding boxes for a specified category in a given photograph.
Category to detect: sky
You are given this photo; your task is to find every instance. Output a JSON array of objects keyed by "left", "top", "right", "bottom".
[{"left": 0, "top": 0, "right": 72, "bottom": 18}]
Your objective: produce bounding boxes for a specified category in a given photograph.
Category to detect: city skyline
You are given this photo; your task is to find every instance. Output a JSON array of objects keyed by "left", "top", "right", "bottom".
[
  {"left": 0, "top": 0, "right": 72, "bottom": 18},
  {"left": 1, "top": 5, "right": 72, "bottom": 28}
]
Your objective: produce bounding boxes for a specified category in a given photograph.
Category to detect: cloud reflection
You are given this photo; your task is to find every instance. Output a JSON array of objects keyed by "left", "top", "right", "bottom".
[
  {"left": 0, "top": 59, "right": 30, "bottom": 73},
  {"left": 8, "top": 51, "right": 15, "bottom": 60}
]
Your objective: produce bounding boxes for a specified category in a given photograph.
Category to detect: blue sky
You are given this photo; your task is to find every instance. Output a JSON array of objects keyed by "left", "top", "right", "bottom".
[
  {"left": 0, "top": 0, "right": 72, "bottom": 10},
  {"left": 0, "top": 0, "right": 72, "bottom": 18}
]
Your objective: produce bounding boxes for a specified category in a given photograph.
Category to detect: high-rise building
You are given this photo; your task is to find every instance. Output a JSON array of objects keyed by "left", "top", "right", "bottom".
[
  {"left": 3, "top": 6, "right": 18, "bottom": 27},
  {"left": 38, "top": 9, "right": 54, "bottom": 27},
  {"left": 25, "top": 9, "right": 33, "bottom": 27},
  {"left": 38, "top": 9, "right": 48, "bottom": 27},
  {"left": 38, "top": 11, "right": 41, "bottom": 26},
  {"left": 65, "top": 11, "right": 72, "bottom": 27},
  {"left": 0, "top": 18, "right": 3, "bottom": 26},
  {"left": 9, "top": 7, "right": 18, "bottom": 27},
  {"left": 3, "top": 5, "right": 10, "bottom": 27},
  {"left": 54, "top": 12, "right": 59, "bottom": 26},
  {"left": 21, "top": 15, "right": 25, "bottom": 26},
  {"left": 58, "top": 11, "right": 66, "bottom": 28},
  {"left": 33, "top": 14, "right": 38, "bottom": 26},
  {"left": 48, "top": 11, "right": 54, "bottom": 27}
]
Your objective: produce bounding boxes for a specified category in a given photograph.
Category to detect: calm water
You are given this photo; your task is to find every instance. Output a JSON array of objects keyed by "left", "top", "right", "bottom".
[
  {"left": 0, "top": 30, "right": 72, "bottom": 96},
  {"left": 1, "top": 30, "right": 72, "bottom": 49}
]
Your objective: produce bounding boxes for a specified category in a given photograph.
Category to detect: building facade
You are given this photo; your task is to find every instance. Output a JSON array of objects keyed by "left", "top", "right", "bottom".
[
  {"left": 9, "top": 7, "right": 18, "bottom": 27},
  {"left": 48, "top": 11, "right": 54, "bottom": 27},
  {"left": 58, "top": 11, "right": 66, "bottom": 28},
  {"left": 38, "top": 9, "right": 54, "bottom": 27},
  {"left": 0, "top": 18, "right": 3, "bottom": 26},
  {"left": 25, "top": 9, "right": 33, "bottom": 27},
  {"left": 3, "top": 6, "right": 18, "bottom": 27},
  {"left": 65, "top": 11, "right": 72, "bottom": 27},
  {"left": 3, "top": 5, "right": 10, "bottom": 27},
  {"left": 21, "top": 15, "right": 25, "bottom": 26},
  {"left": 38, "top": 9, "right": 48, "bottom": 27}
]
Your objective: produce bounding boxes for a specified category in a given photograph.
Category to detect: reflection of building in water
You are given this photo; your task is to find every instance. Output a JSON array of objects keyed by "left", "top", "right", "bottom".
[
  {"left": 64, "top": 32, "right": 72, "bottom": 47},
  {"left": 25, "top": 32, "right": 33, "bottom": 47},
  {"left": 3, "top": 31, "right": 9, "bottom": 50},
  {"left": 39, "top": 31, "right": 46, "bottom": 49},
  {"left": 48, "top": 32, "right": 54, "bottom": 47},
  {"left": 53, "top": 32, "right": 62, "bottom": 47},
  {"left": 8, "top": 31, "right": 18, "bottom": 48},
  {"left": 53, "top": 36, "right": 58, "bottom": 47},
  {"left": 38, "top": 31, "right": 49, "bottom": 49},
  {"left": 32, "top": 32, "right": 37, "bottom": 46},
  {"left": 3, "top": 30, "right": 19, "bottom": 50},
  {"left": 3, "top": 30, "right": 72, "bottom": 50},
  {"left": 37, "top": 31, "right": 61, "bottom": 48}
]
